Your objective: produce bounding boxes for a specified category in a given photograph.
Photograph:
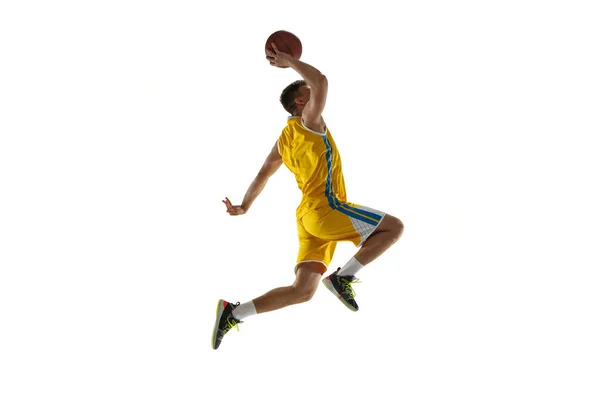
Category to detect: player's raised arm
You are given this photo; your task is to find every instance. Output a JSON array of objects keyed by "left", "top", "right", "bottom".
[
  {"left": 222, "top": 142, "right": 282, "bottom": 216},
  {"left": 266, "top": 44, "right": 328, "bottom": 131}
]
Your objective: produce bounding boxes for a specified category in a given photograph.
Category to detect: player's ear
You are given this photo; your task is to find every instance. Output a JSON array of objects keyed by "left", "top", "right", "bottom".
[{"left": 295, "top": 97, "right": 305, "bottom": 105}]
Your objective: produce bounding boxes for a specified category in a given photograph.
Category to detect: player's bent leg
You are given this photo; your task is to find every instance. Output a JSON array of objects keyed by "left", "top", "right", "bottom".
[
  {"left": 321, "top": 214, "right": 403, "bottom": 312},
  {"left": 354, "top": 214, "right": 404, "bottom": 266},
  {"left": 252, "top": 262, "right": 323, "bottom": 313},
  {"left": 213, "top": 263, "right": 324, "bottom": 349}
]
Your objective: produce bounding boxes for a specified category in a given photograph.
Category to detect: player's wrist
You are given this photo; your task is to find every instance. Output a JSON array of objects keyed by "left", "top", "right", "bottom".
[{"left": 286, "top": 57, "right": 299, "bottom": 69}]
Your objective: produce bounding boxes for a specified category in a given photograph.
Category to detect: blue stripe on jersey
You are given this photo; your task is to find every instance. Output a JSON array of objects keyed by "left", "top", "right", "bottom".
[
  {"left": 323, "top": 136, "right": 342, "bottom": 208},
  {"left": 323, "top": 136, "right": 336, "bottom": 208},
  {"left": 329, "top": 137, "right": 343, "bottom": 209}
]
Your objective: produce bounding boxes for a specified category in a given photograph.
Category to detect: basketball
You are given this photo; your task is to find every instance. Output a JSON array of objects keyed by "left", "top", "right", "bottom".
[{"left": 265, "top": 30, "right": 302, "bottom": 66}]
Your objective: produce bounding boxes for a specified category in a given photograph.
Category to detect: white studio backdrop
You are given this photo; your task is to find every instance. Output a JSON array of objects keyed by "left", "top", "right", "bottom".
[{"left": 1, "top": 0, "right": 599, "bottom": 399}]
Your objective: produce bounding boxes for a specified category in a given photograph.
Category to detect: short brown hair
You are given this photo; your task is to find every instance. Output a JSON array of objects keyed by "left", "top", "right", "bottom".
[{"left": 280, "top": 80, "right": 306, "bottom": 115}]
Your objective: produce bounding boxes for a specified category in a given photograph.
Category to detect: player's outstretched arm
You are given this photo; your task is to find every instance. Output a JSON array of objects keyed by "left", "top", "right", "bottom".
[
  {"left": 222, "top": 142, "right": 282, "bottom": 216},
  {"left": 266, "top": 44, "right": 328, "bottom": 130}
]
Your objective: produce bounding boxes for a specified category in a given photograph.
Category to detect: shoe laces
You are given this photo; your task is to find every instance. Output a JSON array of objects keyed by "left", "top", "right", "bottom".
[
  {"left": 221, "top": 302, "right": 242, "bottom": 335},
  {"left": 223, "top": 316, "right": 241, "bottom": 334},
  {"left": 339, "top": 276, "right": 360, "bottom": 298}
]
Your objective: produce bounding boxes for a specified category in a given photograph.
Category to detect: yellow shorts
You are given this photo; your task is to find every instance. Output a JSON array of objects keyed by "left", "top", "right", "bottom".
[{"left": 295, "top": 202, "right": 386, "bottom": 274}]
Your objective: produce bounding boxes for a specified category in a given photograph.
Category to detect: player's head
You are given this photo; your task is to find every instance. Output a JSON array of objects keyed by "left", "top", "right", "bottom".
[{"left": 280, "top": 80, "right": 309, "bottom": 116}]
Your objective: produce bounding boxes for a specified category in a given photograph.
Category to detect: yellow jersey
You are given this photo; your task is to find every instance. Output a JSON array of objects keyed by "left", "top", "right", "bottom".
[{"left": 277, "top": 116, "right": 347, "bottom": 218}]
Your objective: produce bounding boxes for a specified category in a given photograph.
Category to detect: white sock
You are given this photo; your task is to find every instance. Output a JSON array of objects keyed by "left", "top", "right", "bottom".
[
  {"left": 232, "top": 301, "right": 257, "bottom": 321},
  {"left": 337, "top": 257, "right": 365, "bottom": 277}
]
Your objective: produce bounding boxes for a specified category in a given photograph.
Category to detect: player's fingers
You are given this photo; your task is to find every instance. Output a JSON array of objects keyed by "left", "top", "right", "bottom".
[{"left": 271, "top": 43, "right": 279, "bottom": 53}]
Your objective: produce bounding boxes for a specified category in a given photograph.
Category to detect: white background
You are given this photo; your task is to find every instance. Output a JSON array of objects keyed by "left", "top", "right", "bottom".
[{"left": 1, "top": 0, "right": 599, "bottom": 399}]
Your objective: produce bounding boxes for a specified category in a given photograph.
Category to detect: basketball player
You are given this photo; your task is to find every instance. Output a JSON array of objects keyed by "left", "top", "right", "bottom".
[{"left": 212, "top": 43, "right": 404, "bottom": 349}]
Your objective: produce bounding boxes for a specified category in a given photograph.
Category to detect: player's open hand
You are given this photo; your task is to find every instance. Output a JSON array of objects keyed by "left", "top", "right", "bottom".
[
  {"left": 266, "top": 43, "right": 293, "bottom": 68},
  {"left": 222, "top": 197, "right": 246, "bottom": 216}
]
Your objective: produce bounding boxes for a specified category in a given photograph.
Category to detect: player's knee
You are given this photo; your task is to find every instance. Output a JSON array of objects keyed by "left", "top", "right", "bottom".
[
  {"left": 389, "top": 216, "right": 404, "bottom": 242},
  {"left": 294, "top": 285, "right": 317, "bottom": 303}
]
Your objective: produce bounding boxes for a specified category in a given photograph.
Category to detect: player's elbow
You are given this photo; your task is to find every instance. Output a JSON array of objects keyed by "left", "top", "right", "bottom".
[{"left": 315, "top": 75, "right": 328, "bottom": 88}]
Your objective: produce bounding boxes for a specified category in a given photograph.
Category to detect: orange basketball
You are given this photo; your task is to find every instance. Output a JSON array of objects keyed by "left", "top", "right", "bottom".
[{"left": 265, "top": 30, "right": 302, "bottom": 67}]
